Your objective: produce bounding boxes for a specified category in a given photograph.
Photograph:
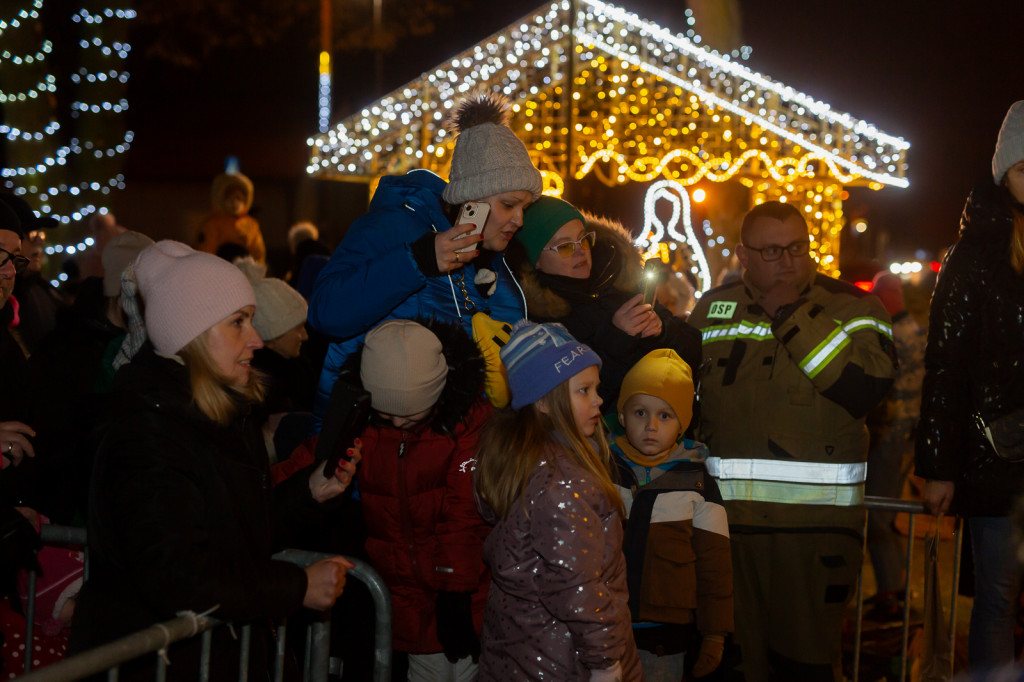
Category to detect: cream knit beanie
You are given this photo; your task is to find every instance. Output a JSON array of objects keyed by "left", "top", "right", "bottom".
[
  {"left": 360, "top": 319, "right": 448, "bottom": 416},
  {"left": 235, "top": 258, "right": 308, "bottom": 341},
  {"left": 102, "top": 231, "right": 154, "bottom": 297}
]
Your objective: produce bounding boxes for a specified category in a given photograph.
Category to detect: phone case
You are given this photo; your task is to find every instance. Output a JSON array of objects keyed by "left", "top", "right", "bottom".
[{"left": 454, "top": 201, "right": 490, "bottom": 254}]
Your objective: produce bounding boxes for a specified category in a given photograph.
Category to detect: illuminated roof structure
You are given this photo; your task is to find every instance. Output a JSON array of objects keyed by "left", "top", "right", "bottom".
[{"left": 307, "top": 0, "right": 909, "bottom": 284}]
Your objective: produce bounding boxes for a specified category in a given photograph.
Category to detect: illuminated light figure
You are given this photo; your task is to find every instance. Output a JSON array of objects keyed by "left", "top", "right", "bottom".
[
  {"left": 307, "top": 0, "right": 910, "bottom": 280},
  {"left": 635, "top": 180, "right": 712, "bottom": 296}
]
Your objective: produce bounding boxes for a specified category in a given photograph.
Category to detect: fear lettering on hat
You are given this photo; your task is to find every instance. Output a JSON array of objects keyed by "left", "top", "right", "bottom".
[{"left": 554, "top": 345, "right": 591, "bottom": 373}]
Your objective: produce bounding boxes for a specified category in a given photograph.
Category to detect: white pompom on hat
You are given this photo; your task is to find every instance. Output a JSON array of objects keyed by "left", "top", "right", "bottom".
[
  {"left": 134, "top": 240, "right": 256, "bottom": 355},
  {"left": 993, "top": 100, "right": 1024, "bottom": 184}
]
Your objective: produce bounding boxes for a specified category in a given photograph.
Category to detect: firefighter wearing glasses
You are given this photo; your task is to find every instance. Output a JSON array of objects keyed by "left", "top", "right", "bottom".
[{"left": 689, "top": 201, "right": 897, "bottom": 681}]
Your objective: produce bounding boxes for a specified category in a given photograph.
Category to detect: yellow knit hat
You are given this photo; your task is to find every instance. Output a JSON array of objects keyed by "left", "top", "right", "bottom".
[{"left": 617, "top": 349, "right": 694, "bottom": 429}]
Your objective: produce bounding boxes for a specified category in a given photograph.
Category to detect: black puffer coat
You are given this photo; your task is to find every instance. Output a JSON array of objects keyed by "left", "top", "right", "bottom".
[
  {"left": 915, "top": 180, "right": 1024, "bottom": 516},
  {"left": 509, "top": 212, "right": 702, "bottom": 411},
  {"left": 69, "top": 346, "right": 328, "bottom": 680}
]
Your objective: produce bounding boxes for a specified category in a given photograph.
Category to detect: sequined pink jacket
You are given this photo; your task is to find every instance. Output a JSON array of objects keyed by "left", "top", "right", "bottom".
[{"left": 477, "top": 445, "right": 642, "bottom": 681}]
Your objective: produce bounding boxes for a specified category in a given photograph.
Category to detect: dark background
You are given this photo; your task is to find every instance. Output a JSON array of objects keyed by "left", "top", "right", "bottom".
[{"left": 108, "top": 1, "right": 1024, "bottom": 259}]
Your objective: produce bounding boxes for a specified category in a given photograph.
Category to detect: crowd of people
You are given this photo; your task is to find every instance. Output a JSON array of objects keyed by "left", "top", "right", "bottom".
[{"left": 0, "top": 92, "right": 1022, "bottom": 682}]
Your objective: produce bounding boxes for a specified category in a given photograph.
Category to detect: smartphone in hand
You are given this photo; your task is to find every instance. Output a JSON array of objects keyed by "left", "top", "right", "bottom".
[
  {"left": 452, "top": 201, "right": 490, "bottom": 254},
  {"left": 316, "top": 379, "right": 372, "bottom": 477},
  {"left": 641, "top": 259, "right": 661, "bottom": 306}
]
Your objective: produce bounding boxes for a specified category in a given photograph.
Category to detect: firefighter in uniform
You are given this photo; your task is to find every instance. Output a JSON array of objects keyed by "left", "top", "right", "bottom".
[{"left": 688, "top": 201, "right": 897, "bottom": 681}]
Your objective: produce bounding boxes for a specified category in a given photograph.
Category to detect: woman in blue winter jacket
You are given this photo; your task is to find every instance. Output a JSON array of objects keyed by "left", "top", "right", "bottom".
[{"left": 308, "top": 92, "right": 543, "bottom": 418}]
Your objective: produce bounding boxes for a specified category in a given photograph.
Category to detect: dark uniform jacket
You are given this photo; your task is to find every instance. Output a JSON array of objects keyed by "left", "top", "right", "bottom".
[{"left": 689, "top": 270, "right": 896, "bottom": 531}]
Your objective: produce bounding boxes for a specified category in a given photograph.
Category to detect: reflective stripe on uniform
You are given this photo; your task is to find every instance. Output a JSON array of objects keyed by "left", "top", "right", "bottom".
[
  {"left": 714, "top": 478, "right": 865, "bottom": 506},
  {"left": 701, "top": 321, "right": 772, "bottom": 344},
  {"left": 705, "top": 456, "right": 867, "bottom": 485},
  {"left": 800, "top": 327, "right": 850, "bottom": 378},
  {"left": 800, "top": 316, "right": 891, "bottom": 378},
  {"left": 701, "top": 316, "right": 891, "bottom": 350},
  {"left": 843, "top": 316, "right": 893, "bottom": 339}
]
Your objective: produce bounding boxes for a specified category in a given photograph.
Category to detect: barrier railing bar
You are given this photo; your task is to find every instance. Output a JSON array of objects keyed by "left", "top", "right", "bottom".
[
  {"left": 303, "top": 622, "right": 313, "bottom": 682},
  {"left": 238, "top": 624, "right": 251, "bottom": 682},
  {"left": 39, "top": 525, "right": 88, "bottom": 545},
  {"left": 274, "top": 549, "right": 393, "bottom": 682},
  {"left": 899, "top": 510, "right": 915, "bottom": 682},
  {"left": 274, "top": 622, "right": 287, "bottom": 682},
  {"left": 856, "top": 497, "right": 963, "bottom": 682},
  {"left": 156, "top": 645, "right": 167, "bottom": 682},
  {"left": 309, "top": 620, "right": 330, "bottom": 682},
  {"left": 17, "top": 612, "right": 219, "bottom": 682},
  {"left": 853, "top": 512, "right": 867, "bottom": 682},
  {"left": 200, "top": 630, "right": 213, "bottom": 682},
  {"left": 863, "top": 496, "right": 928, "bottom": 514},
  {"left": 26, "top": 569, "right": 38, "bottom": 674},
  {"left": 949, "top": 518, "right": 963, "bottom": 675}
]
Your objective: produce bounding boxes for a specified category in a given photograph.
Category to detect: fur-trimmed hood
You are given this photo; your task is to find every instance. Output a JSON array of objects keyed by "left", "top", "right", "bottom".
[
  {"left": 211, "top": 172, "right": 254, "bottom": 213},
  {"left": 508, "top": 211, "right": 645, "bottom": 320},
  {"left": 338, "top": 318, "right": 485, "bottom": 436}
]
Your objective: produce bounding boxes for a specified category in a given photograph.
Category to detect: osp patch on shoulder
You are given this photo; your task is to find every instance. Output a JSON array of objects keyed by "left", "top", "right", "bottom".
[{"left": 707, "top": 301, "right": 737, "bottom": 319}]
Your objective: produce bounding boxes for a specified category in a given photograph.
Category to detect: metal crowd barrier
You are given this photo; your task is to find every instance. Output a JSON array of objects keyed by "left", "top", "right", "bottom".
[
  {"left": 17, "top": 526, "right": 393, "bottom": 682},
  {"left": 851, "top": 496, "right": 963, "bottom": 682}
]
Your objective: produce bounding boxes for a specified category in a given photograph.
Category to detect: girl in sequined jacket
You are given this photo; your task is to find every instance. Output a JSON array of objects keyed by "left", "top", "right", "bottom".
[{"left": 474, "top": 321, "right": 642, "bottom": 682}]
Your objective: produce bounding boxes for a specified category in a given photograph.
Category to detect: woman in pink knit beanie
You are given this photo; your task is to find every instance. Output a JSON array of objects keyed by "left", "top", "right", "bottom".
[{"left": 68, "top": 241, "right": 361, "bottom": 681}]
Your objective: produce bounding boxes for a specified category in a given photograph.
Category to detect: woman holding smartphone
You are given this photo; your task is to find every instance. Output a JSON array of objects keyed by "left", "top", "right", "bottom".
[
  {"left": 308, "top": 92, "right": 542, "bottom": 419},
  {"left": 510, "top": 195, "right": 702, "bottom": 412}
]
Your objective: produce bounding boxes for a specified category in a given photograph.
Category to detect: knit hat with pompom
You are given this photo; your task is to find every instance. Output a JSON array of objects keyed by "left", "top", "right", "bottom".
[{"left": 442, "top": 92, "right": 543, "bottom": 205}]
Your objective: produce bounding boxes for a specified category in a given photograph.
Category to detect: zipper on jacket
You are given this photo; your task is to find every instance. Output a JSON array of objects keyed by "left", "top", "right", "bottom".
[{"left": 396, "top": 432, "right": 421, "bottom": 582}]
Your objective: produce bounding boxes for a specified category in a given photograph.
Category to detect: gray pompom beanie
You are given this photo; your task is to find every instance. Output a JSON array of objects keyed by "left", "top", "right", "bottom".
[
  {"left": 441, "top": 94, "right": 543, "bottom": 205},
  {"left": 993, "top": 100, "right": 1024, "bottom": 184}
]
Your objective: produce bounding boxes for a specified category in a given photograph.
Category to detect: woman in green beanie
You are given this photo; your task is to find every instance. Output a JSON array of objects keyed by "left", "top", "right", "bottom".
[{"left": 509, "top": 195, "right": 701, "bottom": 415}]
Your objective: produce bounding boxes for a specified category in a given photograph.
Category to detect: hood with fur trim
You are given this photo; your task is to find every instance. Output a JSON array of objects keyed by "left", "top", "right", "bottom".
[
  {"left": 508, "top": 211, "right": 645, "bottom": 320},
  {"left": 211, "top": 172, "right": 254, "bottom": 214},
  {"left": 338, "top": 318, "right": 485, "bottom": 436}
]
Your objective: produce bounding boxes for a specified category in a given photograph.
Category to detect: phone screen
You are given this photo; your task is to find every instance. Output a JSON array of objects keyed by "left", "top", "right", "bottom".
[{"left": 641, "top": 261, "right": 659, "bottom": 305}]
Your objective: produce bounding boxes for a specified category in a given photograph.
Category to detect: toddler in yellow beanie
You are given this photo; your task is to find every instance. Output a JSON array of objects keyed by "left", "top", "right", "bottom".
[{"left": 611, "top": 348, "right": 734, "bottom": 680}]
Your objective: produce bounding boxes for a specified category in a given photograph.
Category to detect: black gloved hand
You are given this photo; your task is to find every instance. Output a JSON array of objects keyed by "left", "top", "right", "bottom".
[{"left": 434, "top": 590, "right": 480, "bottom": 663}]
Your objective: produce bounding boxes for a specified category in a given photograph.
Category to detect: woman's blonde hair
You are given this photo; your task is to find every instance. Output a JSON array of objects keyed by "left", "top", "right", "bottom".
[
  {"left": 178, "top": 332, "right": 265, "bottom": 425},
  {"left": 1010, "top": 206, "right": 1024, "bottom": 275},
  {"left": 475, "top": 378, "right": 622, "bottom": 521}
]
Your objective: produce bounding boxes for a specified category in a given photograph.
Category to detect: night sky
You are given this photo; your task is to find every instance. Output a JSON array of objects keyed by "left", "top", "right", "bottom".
[{"left": 121, "top": 0, "right": 1024, "bottom": 260}]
